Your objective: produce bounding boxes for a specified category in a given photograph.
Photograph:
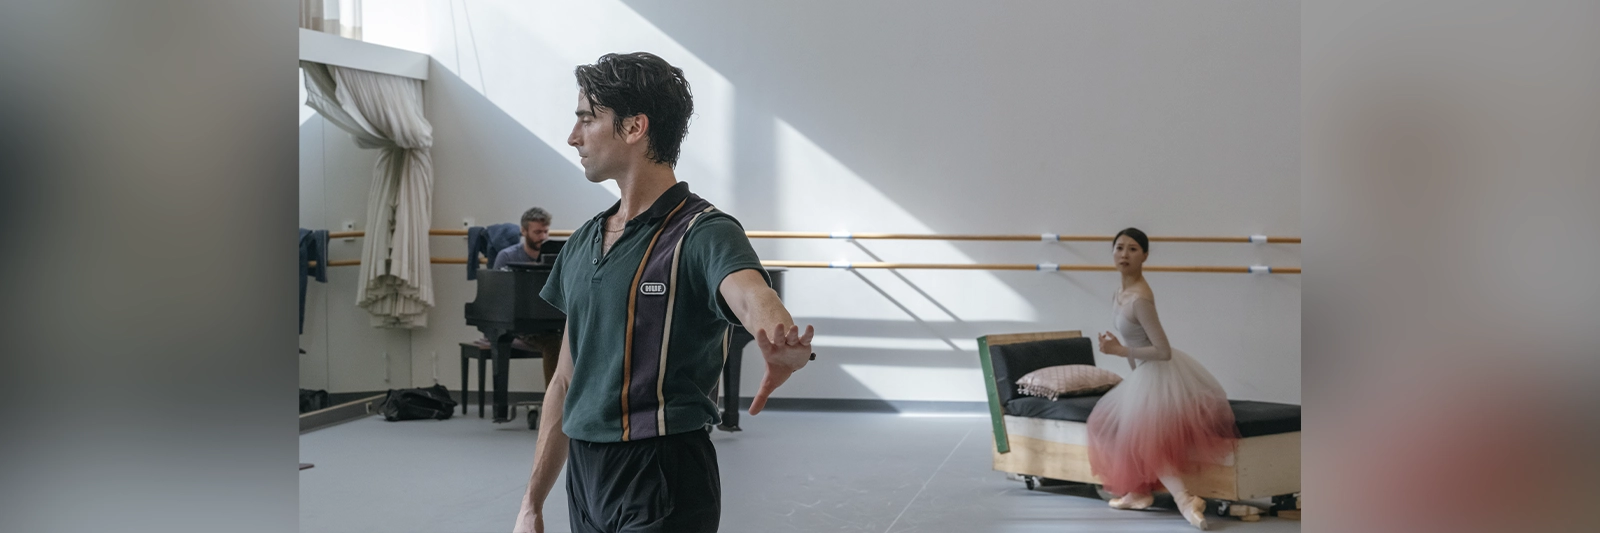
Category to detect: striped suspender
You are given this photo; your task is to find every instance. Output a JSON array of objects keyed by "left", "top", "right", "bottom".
[{"left": 619, "top": 194, "right": 715, "bottom": 441}]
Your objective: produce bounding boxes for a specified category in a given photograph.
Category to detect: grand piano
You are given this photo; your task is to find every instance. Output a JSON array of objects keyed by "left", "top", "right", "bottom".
[
  {"left": 464, "top": 264, "right": 565, "bottom": 423},
  {"left": 464, "top": 258, "right": 786, "bottom": 429}
]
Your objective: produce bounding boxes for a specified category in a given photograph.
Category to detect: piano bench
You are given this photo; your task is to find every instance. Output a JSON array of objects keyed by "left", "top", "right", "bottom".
[{"left": 458, "top": 342, "right": 541, "bottom": 419}]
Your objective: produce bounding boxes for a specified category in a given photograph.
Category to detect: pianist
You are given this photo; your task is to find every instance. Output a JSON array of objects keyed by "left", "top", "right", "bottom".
[
  {"left": 513, "top": 52, "right": 816, "bottom": 533},
  {"left": 492, "top": 207, "right": 555, "bottom": 268},
  {"left": 487, "top": 206, "right": 562, "bottom": 388}
]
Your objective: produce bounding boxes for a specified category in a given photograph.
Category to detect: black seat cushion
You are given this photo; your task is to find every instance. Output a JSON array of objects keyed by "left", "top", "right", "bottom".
[
  {"left": 1227, "top": 400, "right": 1302, "bottom": 437},
  {"left": 988, "top": 337, "right": 1096, "bottom": 405},
  {"left": 1004, "top": 396, "right": 1301, "bottom": 438},
  {"left": 1004, "top": 394, "right": 1103, "bottom": 422}
]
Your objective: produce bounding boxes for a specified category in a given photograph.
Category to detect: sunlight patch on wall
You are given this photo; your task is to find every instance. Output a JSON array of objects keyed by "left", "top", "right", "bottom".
[
  {"left": 838, "top": 364, "right": 987, "bottom": 402},
  {"left": 811, "top": 335, "right": 979, "bottom": 352},
  {"left": 433, "top": 0, "right": 736, "bottom": 202},
  {"left": 773, "top": 118, "right": 1037, "bottom": 323}
]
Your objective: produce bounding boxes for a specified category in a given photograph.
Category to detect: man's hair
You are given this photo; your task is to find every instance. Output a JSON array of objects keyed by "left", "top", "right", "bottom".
[
  {"left": 521, "top": 207, "right": 552, "bottom": 227},
  {"left": 574, "top": 52, "right": 694, "bottom": 167}
]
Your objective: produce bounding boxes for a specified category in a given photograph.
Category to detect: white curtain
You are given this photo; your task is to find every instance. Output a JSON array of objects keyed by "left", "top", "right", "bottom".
[{"left": 301, "top": 60, "right": 434, "bottom": 328}]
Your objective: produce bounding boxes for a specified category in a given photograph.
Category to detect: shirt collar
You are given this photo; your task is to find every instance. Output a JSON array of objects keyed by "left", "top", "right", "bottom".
[{"left": 593, "top": 181, "right": 693, "bottom": 224}]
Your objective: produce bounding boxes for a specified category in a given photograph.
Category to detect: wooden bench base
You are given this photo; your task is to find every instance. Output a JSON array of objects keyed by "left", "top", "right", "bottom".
[{"left": 993, "top": 415, "right": 1300, "bottom": 502}]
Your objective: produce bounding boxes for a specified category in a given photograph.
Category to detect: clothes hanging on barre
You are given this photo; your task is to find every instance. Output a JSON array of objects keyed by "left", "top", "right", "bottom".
[
  {"left": 299, "top": 228, "right": 329, "bottom": 334},
  {"left": 465, "top": 223, "right": 520, "bottom": 280}
]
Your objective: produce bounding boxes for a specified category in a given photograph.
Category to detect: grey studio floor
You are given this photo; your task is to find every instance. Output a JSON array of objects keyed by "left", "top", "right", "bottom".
[{"left": 300, "top": 410, "right": 1300, "bottom": 533}]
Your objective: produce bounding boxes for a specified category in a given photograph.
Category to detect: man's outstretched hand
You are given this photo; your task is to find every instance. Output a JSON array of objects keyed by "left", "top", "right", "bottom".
[{"left": 748, "top": 324, "right": 814, "bottom": 415}]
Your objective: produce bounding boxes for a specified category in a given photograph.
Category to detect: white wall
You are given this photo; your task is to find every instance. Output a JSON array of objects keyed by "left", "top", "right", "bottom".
[{"left": 304, "top": 0, "right": 1301, "bottom": 405}]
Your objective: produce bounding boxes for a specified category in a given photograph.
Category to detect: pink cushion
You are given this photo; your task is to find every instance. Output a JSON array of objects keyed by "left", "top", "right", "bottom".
[{"left": 1015, "top": 364, "right": 1122, "bottom": 400}]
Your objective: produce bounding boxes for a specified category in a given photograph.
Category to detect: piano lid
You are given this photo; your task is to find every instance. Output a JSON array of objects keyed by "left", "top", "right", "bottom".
[
  {"left": 465, "top": 269, "right": 566, "bottom": 331},
  {"left": 505, "top": 262, "right": 553, "bottom": 272}
]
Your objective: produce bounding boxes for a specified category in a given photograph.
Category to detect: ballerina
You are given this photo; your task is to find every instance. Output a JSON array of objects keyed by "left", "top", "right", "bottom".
[{"left": 1087, "top": 228, "right": 1239, "bottom": 530}]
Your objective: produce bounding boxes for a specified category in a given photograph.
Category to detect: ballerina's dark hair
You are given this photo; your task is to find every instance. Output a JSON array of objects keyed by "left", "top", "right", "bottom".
[{"left": 1112, "top": 227, "right": 1149, "bottom": 253}]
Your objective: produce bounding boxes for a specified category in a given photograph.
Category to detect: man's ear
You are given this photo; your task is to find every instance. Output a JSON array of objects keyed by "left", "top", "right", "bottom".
[{"left": 621, "top": 114, "right": 650, "bottom": 145}]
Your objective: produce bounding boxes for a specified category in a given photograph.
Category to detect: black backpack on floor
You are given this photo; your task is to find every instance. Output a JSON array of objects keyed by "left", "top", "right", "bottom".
[
  {"left": 299, "top": 389, "right": 329, "bottom": 413},
  {"left": 379, "top": 384, "right": 458, "bottom": 421}
]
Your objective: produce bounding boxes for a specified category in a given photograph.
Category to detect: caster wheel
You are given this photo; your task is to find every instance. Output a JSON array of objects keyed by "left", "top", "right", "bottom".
[
  {"left": 1024, "top": 476, "right": 1037, "bottom": 490},
  {"left": 1218, "top": 501, "right": 1261, "bottom": 519},
  {"left": 1271, "top": 493, "right": 1301, "bottom": 512},
  {"left": 526, "top": 408, "right": 538, "bottom": 430}
]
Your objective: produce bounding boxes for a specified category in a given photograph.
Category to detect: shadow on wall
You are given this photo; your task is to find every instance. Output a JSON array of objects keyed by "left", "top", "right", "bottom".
[
  {"left": 609, "top": 0, "right": 1302, "bottom": 260},
  {"left": 427, "top": 51, "right": 1010, "bottom": 401},
  {"left": 425, "top": 58, "right": 618, "bottom": 222},
  {"left": 617, "top": 0, "right": 1301, "bottom": 236},
  {"left": 423, "top": 4, "right": 1016, "bottom": 401},
  {"left": 608, "top": 0, "right": 1302, "bottom": 404},
  {"left": 422, "top": 0, "right": 1039, "bottom": 396},
  {"left": 415, "top": 0, "right": 1301, "bottom": 404}
]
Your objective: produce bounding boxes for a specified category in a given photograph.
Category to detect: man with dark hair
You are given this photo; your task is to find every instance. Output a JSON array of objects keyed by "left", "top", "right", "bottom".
[
  {"left": 513, "top": 52, "right": 816, "bottom": 533},
  {"left": 492, "top": 206, "right": 555, "bottom": 269}
]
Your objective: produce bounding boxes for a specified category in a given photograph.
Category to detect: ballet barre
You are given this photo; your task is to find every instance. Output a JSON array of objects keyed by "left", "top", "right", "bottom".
[
  {"left": 328, "top": 229, "right": 470, "bottom": 239},
  {"left": 325, "top": 229, "right": 1298, "bottom": 244},
  {"left": 766, "top": 261, "right": 1300, "bottom": 274},
  {"left": 308, "top": 258, "right": 1298, "bottom": 274},
  {"left": 310, "top": 259, "right": 361, "bottom": 267},
  {"left": 746, "top": 232, "right": 1299, "bottom": 244},
  {"left": 308, "top": 258, "right": 487, "bottom": 267}
]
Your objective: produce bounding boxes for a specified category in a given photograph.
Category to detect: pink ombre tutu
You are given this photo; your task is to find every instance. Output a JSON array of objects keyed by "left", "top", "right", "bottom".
[{"left": 1087, "top": 296, "right": 1239, "bottom": 496}]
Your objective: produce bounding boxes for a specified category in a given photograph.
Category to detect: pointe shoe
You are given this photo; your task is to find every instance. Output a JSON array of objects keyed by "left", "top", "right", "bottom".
[
  {"left": 1176, "top": 493, "right": 1210, "bottom": 530},
  {"left": 1108, "top": 492, "right": 1154, "bottom": 510}
]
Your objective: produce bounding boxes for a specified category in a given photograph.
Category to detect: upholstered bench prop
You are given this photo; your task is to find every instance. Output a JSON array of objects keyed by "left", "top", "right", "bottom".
[{"left": 978, "top": 330, "right": 1301, "bottom": 505}]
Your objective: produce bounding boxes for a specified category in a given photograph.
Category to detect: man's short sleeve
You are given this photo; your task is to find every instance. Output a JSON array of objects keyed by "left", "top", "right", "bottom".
[
  {"left": 683, "top": 214, "right": 769, "bottom": 325},
  {"left": 538, "top": 248, "right": 567, "bottom": 313}
]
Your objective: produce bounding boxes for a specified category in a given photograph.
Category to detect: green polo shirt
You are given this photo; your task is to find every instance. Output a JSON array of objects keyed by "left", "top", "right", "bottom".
[{"left": 540, "top": 182, "right": 769, "bottom": 443}]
